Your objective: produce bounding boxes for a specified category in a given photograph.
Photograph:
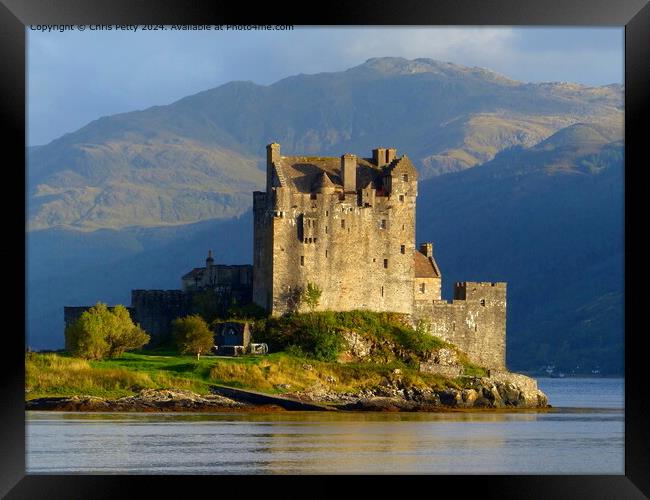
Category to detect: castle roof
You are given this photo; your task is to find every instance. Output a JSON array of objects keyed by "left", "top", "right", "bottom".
[
  {"left": 414, "top": 250, "right": 441, "bottom": 279},
  {"left": 278, "top": 155, "right": 384, "bottom": 193},
  {"left": 181, "top": 264, "right": 253, "bottom": 281},
  {"left": 386, "top": 154, "right": 417, "bottom": 174},
  {"left": 182, "top": 267, "right": 205, "bottom": 280},
  {"left": 313, "top": 171, "right": 337, "bottom": 191}
]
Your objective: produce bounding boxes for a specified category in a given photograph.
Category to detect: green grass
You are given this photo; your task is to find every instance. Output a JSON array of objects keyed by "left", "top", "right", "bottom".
[
  {"left": 26, "top": 310, "right": 488, "bottom": 400},
  {"left": 26, "top": 350, "right": 460, "bottom": 400},
  {"left": 25, "top": 351, "right": 202, "bottom": 400}
]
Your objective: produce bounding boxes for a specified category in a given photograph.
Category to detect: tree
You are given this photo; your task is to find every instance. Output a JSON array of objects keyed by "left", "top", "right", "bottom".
[
  {"left": 172, "top": 314, "right": 214, "bottom": 360},
  {"left": 65, "top": 303, "right": 150, "bottom": 360},
  {"left": 302, "top": 282, "right": 322, "bottom": 312},
  {"left": 104, "top": 305, "right": 150, "bottom": 358}
]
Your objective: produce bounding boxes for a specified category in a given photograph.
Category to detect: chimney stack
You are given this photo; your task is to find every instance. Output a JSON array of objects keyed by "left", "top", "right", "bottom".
[
  {"left": 266, "top": 143, "right": 281, "bottom": 191},
  {"left": 341, "top": 153, "right": 357, "bottom": 192},
  {"left": 373, "top": 147, "right": 388, "bottom": 167},
  {"left": 420, "top": 243, "right": 433, "bottom": 258}
]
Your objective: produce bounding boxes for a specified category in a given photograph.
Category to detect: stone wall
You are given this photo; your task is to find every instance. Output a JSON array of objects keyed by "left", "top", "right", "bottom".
[
  {"left": 130, "top": 290, "right": 193, "bottom": 346},
  {"left": 414, "top": 276, "right": 441, "bottom": 301},
  {"left": 412, "top": 281, "right": 507, "bottom": 370}
]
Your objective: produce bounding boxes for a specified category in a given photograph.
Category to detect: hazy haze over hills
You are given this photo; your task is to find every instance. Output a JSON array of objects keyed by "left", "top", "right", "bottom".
[{"left": 26, "top": 58, "right": 624, "bottom": 374}]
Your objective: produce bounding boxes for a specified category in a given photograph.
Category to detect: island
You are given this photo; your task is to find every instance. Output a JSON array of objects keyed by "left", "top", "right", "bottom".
[{"left": 28, "top": 144, "right": 549, "bottom": 412}]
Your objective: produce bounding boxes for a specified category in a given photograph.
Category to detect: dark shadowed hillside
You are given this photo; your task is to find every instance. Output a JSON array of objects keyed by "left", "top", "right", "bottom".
[
  {"left": 27, "top": 213, "right": 253, "bottom": 350},
  {"left": 416, "top": 124, "right": 623, "bottom": 374}
]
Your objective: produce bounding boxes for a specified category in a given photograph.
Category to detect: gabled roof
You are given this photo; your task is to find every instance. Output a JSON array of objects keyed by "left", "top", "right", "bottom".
[
  {"left": 312, "top": 171, "right": 337, "bottom": 191},
  {"left": 182, "top": 267, "right": 205, "bottom": 280},
  {"left": 414, "top": 250, "right": 441, "bottom": 278},
  {"left": 386, "top": 154, "right": 417, "bottom": 175},
  {"left": 278, "top": 155, "right": 385, "bottom": 193}
]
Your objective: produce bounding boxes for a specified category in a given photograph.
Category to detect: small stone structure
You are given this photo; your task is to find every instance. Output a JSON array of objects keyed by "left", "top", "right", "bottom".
[{"left": 213, "top": 321, "right": 251, "bottom": 351}]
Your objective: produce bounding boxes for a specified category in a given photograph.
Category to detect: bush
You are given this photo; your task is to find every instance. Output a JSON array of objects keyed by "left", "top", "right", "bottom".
[
  {"left": 302, "top": 282, "right": 322, "bottom": 312},
  {"left": 65, "top": 303, "right": 150, "bottom": 360},
  {"left": 255, "top": 312, "right": 345, "bottom": 361},
  {"left": 254, "top": 310, "right": 449, "bottom": 363},
  {"left": 172, "top": 314, "right": 214, "bottom": 360}
]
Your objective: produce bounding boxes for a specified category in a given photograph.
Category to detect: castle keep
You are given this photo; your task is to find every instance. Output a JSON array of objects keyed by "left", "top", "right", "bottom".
[
  {"left": 65, "top": 143, "right": 507, "bottom": 370},
  {"left": 252, "top": 143, "right": 506, "bottom": 369}
]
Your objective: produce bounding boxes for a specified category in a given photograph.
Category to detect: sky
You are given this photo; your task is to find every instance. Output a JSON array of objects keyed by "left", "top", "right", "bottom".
[{"left": 27, "top": 26, "right": 624, "bottom": 147}]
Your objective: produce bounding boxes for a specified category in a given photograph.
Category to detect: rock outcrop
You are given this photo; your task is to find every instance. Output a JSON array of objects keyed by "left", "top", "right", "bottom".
[
  {"left": 26, "top": 388, "right": 282, "bottom": 412},
  {"left": 26, "top": 374, "right": 548, "bottom": 412},
  {"left": 287, "top": 371, "right": 549, "bottom": 411}
]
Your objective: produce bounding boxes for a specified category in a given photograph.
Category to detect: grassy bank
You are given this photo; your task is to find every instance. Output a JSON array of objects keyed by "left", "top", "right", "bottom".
[
  {"left": 26, "top": 350, "right": 467, "bottom": 400},
  {"left": 27, "top": 310, "right": 487, "bottom": 400}
]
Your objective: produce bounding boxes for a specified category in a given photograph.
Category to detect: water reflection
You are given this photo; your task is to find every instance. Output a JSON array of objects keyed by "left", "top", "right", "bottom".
[
  {"left": 27, "top": 409, "right": 622, "bottom": 474},
  {"left": 26, "top": 378, "right": 624, "bottom": 474}
]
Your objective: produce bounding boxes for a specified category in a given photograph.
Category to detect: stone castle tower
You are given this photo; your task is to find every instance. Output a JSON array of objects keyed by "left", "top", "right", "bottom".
[
  {"left": 253, "top": 143, "right": 507, "bottom": 369},
  {"left": 253, "top": 143, "right": 434, "bottom": 315}
]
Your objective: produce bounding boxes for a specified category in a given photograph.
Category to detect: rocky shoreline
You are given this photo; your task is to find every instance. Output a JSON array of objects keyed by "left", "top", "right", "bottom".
[{"left": 26, "top": 372, "right": 549, "bottom": 413}]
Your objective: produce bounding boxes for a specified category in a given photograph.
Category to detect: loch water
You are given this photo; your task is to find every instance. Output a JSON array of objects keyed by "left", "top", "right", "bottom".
[{"left": 26, "top": 377, "right": 624, "bottom": 474}]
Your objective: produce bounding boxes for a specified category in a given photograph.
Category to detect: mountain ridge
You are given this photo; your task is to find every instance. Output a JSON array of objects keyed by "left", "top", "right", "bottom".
[{"left": 28, "top": 57, "right": 622, "bottom": 231}]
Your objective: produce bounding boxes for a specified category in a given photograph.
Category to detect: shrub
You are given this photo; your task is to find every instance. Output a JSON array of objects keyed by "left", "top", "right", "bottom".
[
  {"left": 65, "top": 303, "right": 150, "bottom": 360},
  {"left": 172, "top": 314, "right": 214, "bottom": 360},
  {"left": 302, "top": 282, "right": 322, "bottom": 312}
]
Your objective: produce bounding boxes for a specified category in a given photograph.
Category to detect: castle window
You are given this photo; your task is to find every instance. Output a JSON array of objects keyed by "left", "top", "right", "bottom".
[
  {"left": 380, "top": 219, "right": 387, "bottom": 229},
  {"left": 309, "top": 238, "right": 312, "bottom": 243},
  {"left": 325, "top": 226, "right": 328, "bottom": 234},
  {"left": 300, "top": 256, "right": 304, "bottom": 266},
  {"left": 326, "top": 210, "right": 329, "bottom": 216},
  {"left": 341, "top": 219, "right": 345, "bottom": 229},
  {"left": 381, "top": 286, "right": 384, "bottom": 297},
  {"left": 420, "top": 283, "right": 426, "bottom": 293},
  {"left": 304, "top": 238, "right": 308, "bottom": 244},
  {"left": 383, "top": 259, "right": 388, "bottom": 269},
  {"left": 325, "top": 250, "right": 328, "bottom": 258},
  {"left": 400, "top": 245, "right": 405, "bottom": 254},
  {"left": 403, "top": 174, "right": 408, "bottom": 182},
  {"left": 313, "top": 238, "right": 317, "bottom": 244},
  {"left": 399, "top": 195, "right": 404, "bottom": 202},
  {"left": 480, "top": 299, "right": 486, "bottom": 306}
]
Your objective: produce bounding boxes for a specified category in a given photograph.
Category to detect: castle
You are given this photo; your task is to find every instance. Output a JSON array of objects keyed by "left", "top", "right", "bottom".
[{"left": 65, "top": 143, "right": 506, "bottom": 370}]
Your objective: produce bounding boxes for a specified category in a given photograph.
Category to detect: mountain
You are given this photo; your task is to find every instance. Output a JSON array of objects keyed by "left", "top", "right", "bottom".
[
  {"left": 26, "top": 58, "right": 624, "bottom": 374},
  {"left": 28, "top": 57, "right": 622, "bottom": 231}
]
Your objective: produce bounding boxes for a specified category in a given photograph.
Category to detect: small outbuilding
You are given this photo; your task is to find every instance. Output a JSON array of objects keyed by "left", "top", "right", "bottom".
[{"left": 213, "top": 321, "right": 251, "bottom": 355}]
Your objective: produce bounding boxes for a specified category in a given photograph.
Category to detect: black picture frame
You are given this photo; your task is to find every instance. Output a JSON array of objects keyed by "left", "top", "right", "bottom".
[{"left": 2, "top": 0, "right": 648, "bottom": 497}]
